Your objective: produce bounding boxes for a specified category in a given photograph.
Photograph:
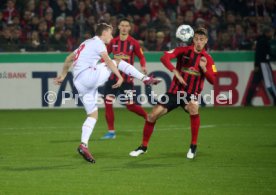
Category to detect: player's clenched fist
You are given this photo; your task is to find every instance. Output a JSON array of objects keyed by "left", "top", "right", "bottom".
[
  {"left": 112, "top": 76, "right": 124, "bottom": 88},
  {"left": 54, "top": 75, "right": 65, "bottom": 85},
  {"left": 199, "top": 56, "right": 207, "bottom": 72}
]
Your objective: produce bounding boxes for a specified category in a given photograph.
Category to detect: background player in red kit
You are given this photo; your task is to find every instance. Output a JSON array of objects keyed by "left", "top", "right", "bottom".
[
  {"left": 130, "top": 27, "right": 217, "bottom": 159},
  {"left": 102, "top": 18, "right": 148, "bottom": 139}
]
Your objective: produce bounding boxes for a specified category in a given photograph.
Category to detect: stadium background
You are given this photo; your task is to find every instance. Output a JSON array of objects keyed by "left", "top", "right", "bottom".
[{"left": 0, "top": 0, "right": 275, "bottom": 52}]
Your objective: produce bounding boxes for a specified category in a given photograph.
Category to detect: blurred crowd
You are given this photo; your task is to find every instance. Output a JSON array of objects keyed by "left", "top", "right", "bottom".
[{"left": 0, "top": 0, "right": 275, "bottom": 52}]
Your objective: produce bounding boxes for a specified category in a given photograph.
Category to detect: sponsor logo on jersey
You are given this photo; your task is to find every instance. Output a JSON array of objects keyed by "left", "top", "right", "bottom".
[
  {"left": 129, "top": 45, "right": 133, "bottom": 50},
  {"left": 114, "top": 53, "right": 130, "bottom": 60},
  {"left": 181, "top": 67, "right": 201, "bottom": 76}
]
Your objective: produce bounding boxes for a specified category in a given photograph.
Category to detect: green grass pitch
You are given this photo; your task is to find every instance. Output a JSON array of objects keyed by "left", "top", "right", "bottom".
[{"left": 0, "top": 107, "right": 276, "bottom": 194}]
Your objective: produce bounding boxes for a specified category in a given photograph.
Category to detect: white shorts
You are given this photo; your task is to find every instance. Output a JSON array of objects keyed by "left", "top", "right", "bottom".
[{"left": 73, "top": 62, "right": 113, "bottom": 114}]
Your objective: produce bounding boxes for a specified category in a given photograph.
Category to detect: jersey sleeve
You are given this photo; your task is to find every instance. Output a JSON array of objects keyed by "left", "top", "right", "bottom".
[
  {"left": 134, "top": 40, "right": 146, "bottom": 67},
  {"left": 160, "top": 47, "right": 187, "bottom": 72},
  {"left": 204, "top": 55, "right": 217, "bottom": 85}
]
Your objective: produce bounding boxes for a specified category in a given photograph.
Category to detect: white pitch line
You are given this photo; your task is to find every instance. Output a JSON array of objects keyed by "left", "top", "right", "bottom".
[
  {"left": 0, "top": 123, "right": 275, "bottom": 135},
  {"left": 219, "top": 123, "right": 276, "bottom": 127},
  {"left": 0, "top": 126, "right": 82, "bottom": 130},
  {"left": 0, "top": 124, "right": 215, "bottom": 131},
  {"left": 124, "top": 125, "right": 217, "bottom": 132},
  {"left": 0, "top": 125, "right": 216, "bottom": 135}
]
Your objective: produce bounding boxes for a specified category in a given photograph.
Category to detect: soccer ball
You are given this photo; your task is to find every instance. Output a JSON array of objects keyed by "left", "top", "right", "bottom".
[{"left": 176, "top": 25, "right": 194, "bottom": 43}]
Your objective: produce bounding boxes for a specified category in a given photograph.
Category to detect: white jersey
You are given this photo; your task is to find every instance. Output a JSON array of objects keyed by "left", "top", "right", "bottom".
[{"left": 73, "top": 36, "right": 107, "bottom": 78}]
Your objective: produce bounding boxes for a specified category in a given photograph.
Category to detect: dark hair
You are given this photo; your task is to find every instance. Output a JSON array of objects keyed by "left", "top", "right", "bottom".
[
  {"left": 194, "top": 27, "right": 208, "bottom": 36},
  {"left": 95, "top": 23, "right": 113, "bottom": 36},
  {"left": 119, "top": 18, "right": 131, "bottom": 25}
]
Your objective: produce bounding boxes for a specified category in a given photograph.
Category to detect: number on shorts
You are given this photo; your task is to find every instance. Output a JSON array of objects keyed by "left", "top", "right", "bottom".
[{"left": 74, "top": 44, "right": 85, "bottom": 61}]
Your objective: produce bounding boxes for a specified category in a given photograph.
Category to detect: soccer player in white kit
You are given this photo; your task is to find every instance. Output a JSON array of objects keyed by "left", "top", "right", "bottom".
[{"left": 54, "top": 23, "right": 160, "bottom": 163}]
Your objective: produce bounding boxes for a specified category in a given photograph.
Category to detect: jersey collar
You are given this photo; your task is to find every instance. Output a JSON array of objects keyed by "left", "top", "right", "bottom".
[
  {"left": 119, "top": 34, "right": 130, "bottom": 41},
  {"left": 190, "top": 45, "right": 206, "bottom": 54},
  {"left": 94, "top": 36, "right": 105, "bottom": 44}
]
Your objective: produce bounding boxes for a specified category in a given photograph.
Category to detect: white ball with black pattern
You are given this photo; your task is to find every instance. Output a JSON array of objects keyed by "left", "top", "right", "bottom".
[{"left": 176, "top": 25, "right": 194, "bottom": 43}]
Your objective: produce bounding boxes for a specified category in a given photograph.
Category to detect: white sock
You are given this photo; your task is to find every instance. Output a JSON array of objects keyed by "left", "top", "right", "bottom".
[
  {"left": 81, "top": 117, "right": 97, "bottom": 146},
  {"left": 118, "top": 60, "right": 145, "bottom": 80}
]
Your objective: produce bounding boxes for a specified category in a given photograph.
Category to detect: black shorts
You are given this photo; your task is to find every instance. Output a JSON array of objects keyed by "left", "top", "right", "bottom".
[
  {"left": 103, "top": 79, "right": 134, "bottom": 101},
  {"left": 158, "top": 92, "right": 197, "bottom": 112}
]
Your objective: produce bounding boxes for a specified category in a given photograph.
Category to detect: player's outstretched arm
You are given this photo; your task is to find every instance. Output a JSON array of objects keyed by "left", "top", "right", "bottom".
[
  {"left": 172, "top": 69, "right": 187, "bottom": 85},
  {"left": 160, "top": 49, "right": 187, "bottom": 86},
  {"left": 54, "top": 52, "right": 75, "bottom": 85},
  {"left": 101, "top": 52, "right": 123, "bottom": 88}
]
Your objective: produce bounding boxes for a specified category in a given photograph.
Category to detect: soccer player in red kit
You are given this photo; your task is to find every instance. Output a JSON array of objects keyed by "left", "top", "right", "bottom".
[
  {"left": 101, "top": 18, "right": 148, "bottom": 139},
  {"left": 129, "top": 27, "right": 217, "bottom": 159}
]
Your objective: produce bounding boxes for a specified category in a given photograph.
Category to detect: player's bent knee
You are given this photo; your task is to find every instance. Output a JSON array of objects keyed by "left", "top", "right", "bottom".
[
  {"left": 126, "top": 103, "right": 134, "bottom": 110},
  {"left": 105, "top": 95, "right": 115, "bottom": 102},
  {"left": 87, "top": 109, "right": 98, "bottom": 120},
  {"left": 187, "top": 102, "right": 199, "bottom": 115},
  {"left": 148, "top": 113, "right": 157, "bottom": 123}
]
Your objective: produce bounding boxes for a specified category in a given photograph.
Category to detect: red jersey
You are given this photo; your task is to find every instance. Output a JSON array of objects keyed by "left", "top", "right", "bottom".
[
  {"left": 160, "top": 45, "right": 217, "bottom": 95},
  {"left": 107, "top": 35, "right": 146, "bottom": 83}
]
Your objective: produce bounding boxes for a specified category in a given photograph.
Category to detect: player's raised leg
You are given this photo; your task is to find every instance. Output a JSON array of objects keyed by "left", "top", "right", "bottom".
[
  {"left": 129, "top": 105, "right": 168, "bottom": 157},
  {"left": 185, "top": 100, "right": 200, "bottom": 159},
  {"left": 115, "top": 59, "right": 162, "bottom": 85}
]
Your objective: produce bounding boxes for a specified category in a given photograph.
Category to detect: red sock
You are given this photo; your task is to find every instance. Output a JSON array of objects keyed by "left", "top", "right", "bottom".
[
  {"left": 104, "top": 99, "right": 115, "bottom": 131},
  {"left": 190, "top": 114, "right": 200, "bottom": 145},
  {"left": 142, "top": 121, "right": 156, "bottom": 147},
  {"left": 126, "top": 104, "right": 147, "bottom": 119}
]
